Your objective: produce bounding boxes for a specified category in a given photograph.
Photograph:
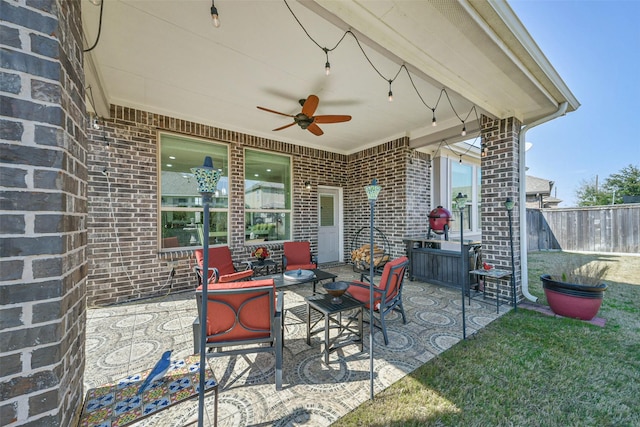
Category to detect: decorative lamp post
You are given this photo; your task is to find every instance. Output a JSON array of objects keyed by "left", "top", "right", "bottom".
[
  {"left": 455, "top": 192, "right": 468, "bottom": 339},
  {"left": 504, "top": 197, "right": 517, "bottom": 311},
  {"left": 191, "top": 156, "right": 221, "bottom": 426},
  {"left": 365, "top": 178, "right": 381, "bottom": 400}
]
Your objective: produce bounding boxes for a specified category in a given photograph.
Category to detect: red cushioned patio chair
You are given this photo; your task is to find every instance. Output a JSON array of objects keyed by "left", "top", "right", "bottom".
[
  {"left": 194, "top": 246, "right": 253, "bottom": 285},
  {"left": 282, "top": 241, "right": 317, "bottom": 271},
  {"left": 345, "top": 256, "right": 409, "bottom": 345},
  {"left": 193, "top": 273, "right": 283, "bottom": 390}
]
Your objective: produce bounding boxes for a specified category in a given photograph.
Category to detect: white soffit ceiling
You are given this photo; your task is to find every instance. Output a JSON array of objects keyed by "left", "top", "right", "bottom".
[{"left": 82, "top": 0, "right": 577, "bottom": 154}]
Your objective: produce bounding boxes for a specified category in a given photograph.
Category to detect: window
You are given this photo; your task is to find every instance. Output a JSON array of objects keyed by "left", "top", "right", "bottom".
[
  {"left": 244, "top": 149, "right": 291, "bottom": 243},
  {"left": 450, "top": 160, "right": 481, "bottom": 233},
  {"left": 159, "top": 133, "right": 229, "bottom": 249}
]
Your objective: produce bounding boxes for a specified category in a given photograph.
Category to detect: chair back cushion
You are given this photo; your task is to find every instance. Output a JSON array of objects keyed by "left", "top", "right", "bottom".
[
  {"left": 378, "top": 256, "right": 409, "bottom": 297},
  {"left": 195, "top": 246, "right": 235, "bottom": 276},
  {"left": 197, "top": 279, "right": 275, "bottom": 343},
  {"left": 346, "top": 257, "right": 408, "bottom": 309},
  {"left": 283, "top": 241, "right": 316, "bottom": 270}
]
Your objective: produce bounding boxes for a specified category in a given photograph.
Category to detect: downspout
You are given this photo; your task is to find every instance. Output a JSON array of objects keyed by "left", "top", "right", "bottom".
[{"left": 519, "top": 101, "right": 568, "bottom": 302}]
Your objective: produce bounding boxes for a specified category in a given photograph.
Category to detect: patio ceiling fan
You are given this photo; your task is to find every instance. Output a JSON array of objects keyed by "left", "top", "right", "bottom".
[{"left": 257, "top": 94, "right": 351, "bottom": 136}]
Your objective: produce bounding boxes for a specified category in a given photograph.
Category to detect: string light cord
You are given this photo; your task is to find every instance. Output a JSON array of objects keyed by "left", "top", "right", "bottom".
[
  {"left": 83, "top": 0, "right": 105, "bottom": 53},
  {"left": 402, "top": 67, "right": 444, "bottom": 111},
  {"left": 284, "top": 0, "right": 348, "bottom": 53},
  {"left": 283, "top": 0, "right": 480, "bottom": 128},
  {"left": 442, "top": 134, "right": 480, "bottom": 158}
]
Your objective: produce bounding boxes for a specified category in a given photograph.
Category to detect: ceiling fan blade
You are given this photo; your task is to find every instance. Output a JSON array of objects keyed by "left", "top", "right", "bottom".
[
  {"left": 301, "top": 95, "right": 319, "bottom": 117},
  {"left": 257, "top": 106, "right": 294, "bottom": 118},
  {"left": 313, "top": 114, "right": 352, "bottom": 124},
  {"left": 307, "top": 122, "right": 324, "bottom": 136},
  {"left": 272, "top": 122, "right": 296, "bottom": 131}
]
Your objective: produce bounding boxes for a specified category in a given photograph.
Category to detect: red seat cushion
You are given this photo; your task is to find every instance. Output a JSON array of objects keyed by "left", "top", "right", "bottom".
[{"left": 285, "top": 263, "right": 317, "bottom": 271}]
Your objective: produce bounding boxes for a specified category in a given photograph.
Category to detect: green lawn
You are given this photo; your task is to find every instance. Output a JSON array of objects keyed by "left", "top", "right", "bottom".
[{"left": 334, "top": 251, "right": 640, "bottom": 426}]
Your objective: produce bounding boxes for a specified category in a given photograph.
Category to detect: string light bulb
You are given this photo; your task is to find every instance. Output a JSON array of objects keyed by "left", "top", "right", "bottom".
[
  {"left": 461, "top": 122, "right": 466, "bottom": 136},
  {"left": 459, "top": 156, "right": 463, "bottom": 164},
  {"left": 388, "top": 80, "right": 393, "bottom": 102},
  {"left": 431, "top": 109, "right": 437, "bottom": 127},
  {"left": 210, "top": 1, "right": 220, "bottom": 28},
  {"left": 324, "top": 48, "right": 331, "bottom": 76},
  {"left": 481, "top": 144, "right": 488, "bottom": 157}
]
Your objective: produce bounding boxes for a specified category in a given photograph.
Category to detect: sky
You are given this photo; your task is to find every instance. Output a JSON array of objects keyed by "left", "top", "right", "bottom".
[{"left": 508, "top": 0, "right": 640, "bottom": 206}]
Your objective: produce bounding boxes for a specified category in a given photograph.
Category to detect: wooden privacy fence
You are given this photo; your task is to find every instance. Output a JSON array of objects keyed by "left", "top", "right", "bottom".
[{"left": 527, "top": 204, "right": 640, "bottom": 253}]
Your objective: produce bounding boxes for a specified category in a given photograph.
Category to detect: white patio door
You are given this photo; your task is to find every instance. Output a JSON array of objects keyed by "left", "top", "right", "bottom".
[{"left": 317, "top": 187, "right": 342, "bottom": 264}]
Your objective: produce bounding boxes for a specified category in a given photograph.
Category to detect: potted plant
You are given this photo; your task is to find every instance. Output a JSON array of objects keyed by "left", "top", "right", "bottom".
[
  {"left": 251, "top": 246, "right": 270, "bottom": 264},
  {"left": 541, "top": 260, "right": 609, "bottom": 320}
]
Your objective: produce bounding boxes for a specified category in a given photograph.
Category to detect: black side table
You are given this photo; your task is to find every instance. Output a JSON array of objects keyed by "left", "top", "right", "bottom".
[
  {"left": 469, "top": 268, "right": 514, "bottom": 313},
  {"left": 249, "top": 259, "right": 279, "bottom": 276},
  {"left": 306, "top": 290, "right": 363, "bottom": 365}
]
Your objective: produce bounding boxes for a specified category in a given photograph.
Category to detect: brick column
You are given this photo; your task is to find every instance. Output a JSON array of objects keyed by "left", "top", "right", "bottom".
[
  {"left": 480, "top": 115, "right": 522, "bottom": 303},
  {"left": 0, "top": 1, "right": 87, "bottom": 425}
]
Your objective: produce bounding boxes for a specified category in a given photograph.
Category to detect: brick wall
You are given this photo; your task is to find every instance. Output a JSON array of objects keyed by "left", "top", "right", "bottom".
[
  {"left": 0, "top": 0, "right": 87, "bottom": 425},
  {"left": 480, "top": 115, "right": 522, "bottom": 302},
  {"left": 345, "top": 139, "right": 431, "bottom": 260},
  {"left": 86, "top": 106, "right": 429, "bottom": 305}
]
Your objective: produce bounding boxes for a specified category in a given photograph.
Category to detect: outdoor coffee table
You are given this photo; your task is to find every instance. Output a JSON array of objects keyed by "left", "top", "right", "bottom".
[
  {"left": 306, "top": 289, "right": 364, "bottom": 364},
  {"left": 257, "top": 268, "right": 337, "bottom": 293}
]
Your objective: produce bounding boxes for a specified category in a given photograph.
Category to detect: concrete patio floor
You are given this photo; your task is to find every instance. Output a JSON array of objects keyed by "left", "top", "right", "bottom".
[{"left": 83, "top": 264, "right": 509, "bottom": 426}]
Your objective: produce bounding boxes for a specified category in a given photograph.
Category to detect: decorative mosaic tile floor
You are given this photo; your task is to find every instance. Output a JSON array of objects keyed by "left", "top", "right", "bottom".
[{"left": 84, "top": 264, "right": 509, "bottom": 426}]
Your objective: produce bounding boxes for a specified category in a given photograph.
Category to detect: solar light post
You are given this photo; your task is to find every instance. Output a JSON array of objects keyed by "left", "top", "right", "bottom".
[
  {"left": 191, "top": 156, "right": 221, "bottom": 427},
  {"left": 504, "top": 197, "right": 517, "bottom": 311},
  {"left": 365, "top": 178, "right": 381, "bottom": 400},
  {"left": 455, "top": 192, "right": 468, "bottom": 339}
]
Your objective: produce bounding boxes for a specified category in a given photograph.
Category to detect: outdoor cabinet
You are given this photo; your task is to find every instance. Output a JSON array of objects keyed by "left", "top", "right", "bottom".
[{"left": 403, "top": 237, "right": 480, "bottom": 290}]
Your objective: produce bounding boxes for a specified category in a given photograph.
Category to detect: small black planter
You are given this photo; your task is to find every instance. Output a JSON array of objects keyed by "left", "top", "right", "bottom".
[{"left": 541, "top": 274, "right": 607, "bottom": 320}]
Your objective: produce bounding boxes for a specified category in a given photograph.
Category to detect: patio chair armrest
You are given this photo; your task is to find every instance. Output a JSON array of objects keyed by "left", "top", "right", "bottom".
[
  {"left": 234, "top": 261, "right": 252, "bottom": 272},
  {"left": 194, "top": 266, "right": 220, "bottom": 284},
  {"left": 348, "top": 280, "right": 380, "bottom": 291},
  {"left": 192, "top": 317, "right": 200, "bottom": 355},
  {"left": 274, "top": 290, "right": 283, "bottom": 390},
  {"left": 276, "top": 290, "right": 284, "bottom": 315}
]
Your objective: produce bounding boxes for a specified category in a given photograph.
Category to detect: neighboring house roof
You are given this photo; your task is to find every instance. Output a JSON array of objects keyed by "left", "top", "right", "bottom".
[
  {"left": 83, "top": 0, "right": 578, "bottom": 157},
  {"left": 526, "top": 175, "right": 562, "bottom": 207},
  {"left": 526, "top": 175, "right": 554, "bottom": 196}
]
